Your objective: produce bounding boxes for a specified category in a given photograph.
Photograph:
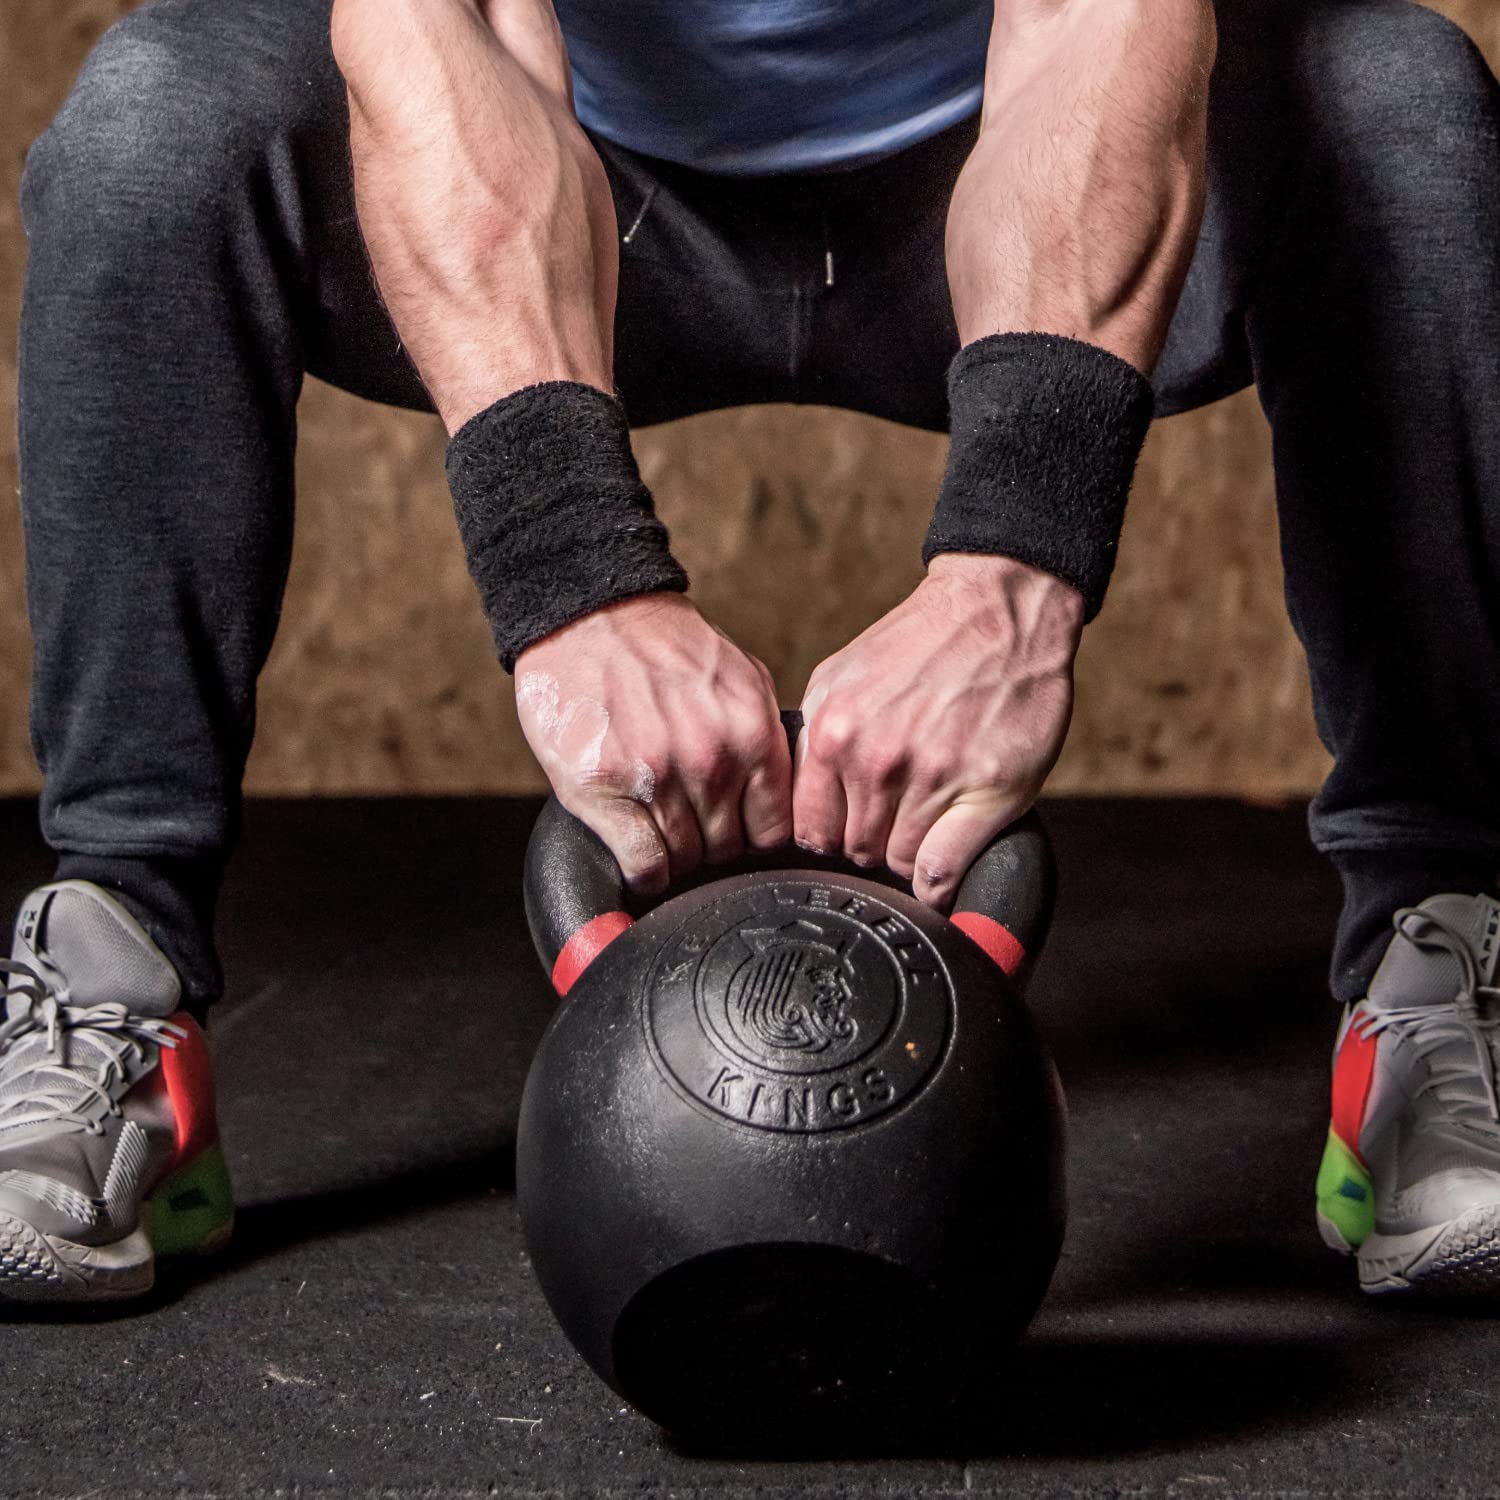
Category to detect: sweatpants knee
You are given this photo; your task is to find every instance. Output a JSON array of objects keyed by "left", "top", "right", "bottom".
[
  {"left": 20, "top": 2, "right": 328, "bottom": 247},
  {"left": 1298, "top": 1, "right": 1498, "bottom": 146}
]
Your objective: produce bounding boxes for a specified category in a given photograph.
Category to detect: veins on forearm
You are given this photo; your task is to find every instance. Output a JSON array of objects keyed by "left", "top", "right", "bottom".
[{"left": 947, "top": 0, "right": 1217, "bottom": 372}]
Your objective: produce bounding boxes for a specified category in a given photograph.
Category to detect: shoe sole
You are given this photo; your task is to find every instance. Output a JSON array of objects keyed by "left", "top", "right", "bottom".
[
  {"left": 0, "top": 1143, "right": 234, "bottom": 1305},
  {"left": 1315, "top": 1125, "right": 1500, "bottom": 1296},
  {"left": 1322, "top": 1201, "right": 1500, "bottom": 1296}
]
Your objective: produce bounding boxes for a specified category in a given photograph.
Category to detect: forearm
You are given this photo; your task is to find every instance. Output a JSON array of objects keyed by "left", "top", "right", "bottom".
[
  {"left": 331, "top": 0, "right": 617, "bottom": 432},
  {"left": 948, "top": 0, "right": 1216, "bottom": 373}
]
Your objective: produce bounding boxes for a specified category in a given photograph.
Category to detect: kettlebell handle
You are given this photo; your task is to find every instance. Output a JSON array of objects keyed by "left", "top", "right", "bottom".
[{"left": 524, "top": 710, "right": 1056, "bottom": 996}]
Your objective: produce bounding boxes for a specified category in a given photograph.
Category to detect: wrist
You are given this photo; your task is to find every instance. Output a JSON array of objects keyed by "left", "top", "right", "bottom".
[
  {"left": 923, "top": 552, "right": 1086, "bottom": 648},
  {"left": 446, "top": 383, "right": 689, "bottom": 671},
  {"left": 923, "top": 332, "right": 1155, "bottom": 622},
  {"left": 516, "top": 591, "right": 692, "bottom": 662},
  {"left": 927, "top": 552, "right": 1084, "bottom": 608}
]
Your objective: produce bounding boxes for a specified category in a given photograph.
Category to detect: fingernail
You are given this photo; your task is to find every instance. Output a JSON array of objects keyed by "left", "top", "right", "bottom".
[{"left": 796, "top": 840, "right": 827, "bottom": 856}]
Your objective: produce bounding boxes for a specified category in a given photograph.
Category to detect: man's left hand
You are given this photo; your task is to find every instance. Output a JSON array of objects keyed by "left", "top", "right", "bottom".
[{"left": 793, "top": 553, "right": 1084, "bottom": 909}]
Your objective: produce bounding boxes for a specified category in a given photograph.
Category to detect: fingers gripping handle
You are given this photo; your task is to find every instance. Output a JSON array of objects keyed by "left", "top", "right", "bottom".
[
  {"left": 524, "top": 713, "right": 806, "bottom": 990},
  {"left": 784, "top": 708, "right": 1055, "bottom": 977},
  {"left": 519, "top": 717, "right": 813, "bottom": 984},
  {"left": 524, "top": 712, "right": 1056, "bottom": 995}
]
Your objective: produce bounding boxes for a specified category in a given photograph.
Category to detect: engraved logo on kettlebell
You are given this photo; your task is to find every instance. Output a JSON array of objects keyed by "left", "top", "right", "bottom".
[
  {"left": 644, "top": 879, "right": 954, "bottom": 1134},
  {"left": 727, "top": 924, "right": 860, "bottom": 1063}
]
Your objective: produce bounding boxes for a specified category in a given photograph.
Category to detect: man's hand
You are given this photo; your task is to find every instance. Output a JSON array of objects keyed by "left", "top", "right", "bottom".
[
  {"left": 793, "top": 554, "right": 1082, "bottom": 909},
  {"left": 516, "top": 595, "right": 791, "bottom": 897}
]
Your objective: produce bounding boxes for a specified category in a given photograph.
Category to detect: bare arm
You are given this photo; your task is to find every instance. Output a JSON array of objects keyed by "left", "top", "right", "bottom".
[
  {"left": 331, "top": 0, "right": 617, "bottom": 432},
  {"left": 795, "top": 0, "right": 1216, "bottom": 900},
  {"left": 948, "top": 0, "right": 1217, "bottom": 371},
  {"left": 330, "top": 0, "right": 790, "bottom": 891}
]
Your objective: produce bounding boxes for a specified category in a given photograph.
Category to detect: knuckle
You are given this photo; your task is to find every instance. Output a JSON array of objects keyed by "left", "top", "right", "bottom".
[
  {"left": 654, "top": 794, "right": 699, "bottom": 844},
  {"left": 698, "top": 789, "right": 745, "bottom": 835},
  {"left": 842, "top": 811, "right": 891, "bottom": 867},
  {"left": 809, "top": 709, "right": 858, "bottom": 761},
  {"left": 572, "top": 759, "right": 632, "bottom": 799},
  {"left": 703, "top": 810, "right": 743, "bottom": 845},
  {"left": 901, "top": 750, "right": 939, "bottom": 784},
  {"left": 615, "top": 826, "right": 669, "bottom": 886},
  {"left": 908, "top": 768, "right": 950, "bottom": 805},
  {"left": 975, "top": 754, "right": 1015, "bottom": 789},
  {"left": 838, "top": 751, "right": 899, "bottom": 800},
  {"left": 748, "top": 815, "right": 794, "bottom": 851},
  {"left": 683, "top": 737, "right": 738, "bottom": 792},
  {"left": 738, "top": 712, "right": 784, "bottom": 764},
  {"left": 864, "top": 748, "right": 907, "bottom": 790}
]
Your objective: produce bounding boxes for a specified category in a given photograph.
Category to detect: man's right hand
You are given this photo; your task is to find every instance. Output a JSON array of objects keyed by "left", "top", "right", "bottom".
[{"left": 515, "top": 596, "right": 791, "bottom": 897}]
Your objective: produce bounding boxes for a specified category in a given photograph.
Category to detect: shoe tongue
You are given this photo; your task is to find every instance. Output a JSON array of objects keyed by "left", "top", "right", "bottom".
[
  {"left": 7, "top": 883, "right": 180, "bottom": 1019},
  {"left": 1367, "top": 892, "right": 1500, "bottom": 1010}
]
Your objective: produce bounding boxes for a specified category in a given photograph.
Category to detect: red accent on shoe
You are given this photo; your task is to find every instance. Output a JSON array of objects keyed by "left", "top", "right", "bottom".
[
  {"left": 158, "top": 1014, "right": 219, "bottom": 1167},
  {"left": 552, "top": 911, "right": 634, "bottom": 997},
  {"left": 1331, "top": 1009, "right": 1380, "bottom": 1165},
  {"left": 951, "top": 911, "right": 1026, "bottom": 977}
]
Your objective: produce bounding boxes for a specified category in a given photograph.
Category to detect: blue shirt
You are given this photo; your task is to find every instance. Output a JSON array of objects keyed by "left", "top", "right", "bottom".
[{"left": 553, "top": 1, "right": 991, "bottom": 175}]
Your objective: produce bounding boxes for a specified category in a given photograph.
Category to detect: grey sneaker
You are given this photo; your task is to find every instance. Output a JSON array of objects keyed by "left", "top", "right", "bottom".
[
  {"left": 1316, "top": 890, "right": 1500, "bottom": 1293},
  {"left": 0, "top": 881, "right": 233, "bottom": 1302}
]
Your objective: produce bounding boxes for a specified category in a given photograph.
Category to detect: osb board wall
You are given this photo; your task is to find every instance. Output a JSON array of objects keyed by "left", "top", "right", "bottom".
[{"left": 1, "top": 2, "right": 1494, "bottom": 799}]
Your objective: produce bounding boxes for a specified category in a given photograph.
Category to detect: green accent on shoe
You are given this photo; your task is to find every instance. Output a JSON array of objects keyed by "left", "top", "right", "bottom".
[
  {"left": 1316, "top": 1126, "right": 1375, "bottom": 1250},
  {"left": 147, "top": 1143, "right": 235, "bottom": 1257}
]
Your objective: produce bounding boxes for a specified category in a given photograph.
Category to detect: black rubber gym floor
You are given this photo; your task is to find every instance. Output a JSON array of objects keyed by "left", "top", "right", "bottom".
[{"left": 1, "top": 795, "right": 1495, "bottom": 1498}]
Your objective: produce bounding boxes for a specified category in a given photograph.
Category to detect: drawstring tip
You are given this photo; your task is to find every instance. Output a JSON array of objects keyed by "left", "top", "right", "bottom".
[{"left": 824, "top": 250, "right": 835, "bottom": 289}]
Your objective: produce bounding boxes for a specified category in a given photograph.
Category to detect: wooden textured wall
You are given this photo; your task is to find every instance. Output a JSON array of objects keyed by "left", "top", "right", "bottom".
[{"left": 1, "top": 2, "right": 1494, "bottom": 798}]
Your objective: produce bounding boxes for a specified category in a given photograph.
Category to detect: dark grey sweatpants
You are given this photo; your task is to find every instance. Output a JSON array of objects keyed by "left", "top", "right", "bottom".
[{"left": 16, "top": 0, "right": 1500, "bottom": 1008}]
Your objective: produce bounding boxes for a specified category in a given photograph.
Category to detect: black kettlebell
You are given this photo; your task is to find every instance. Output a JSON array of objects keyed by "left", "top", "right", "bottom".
[{"left": 517, "top": 713, "right": 1067, "bottom": 1443}]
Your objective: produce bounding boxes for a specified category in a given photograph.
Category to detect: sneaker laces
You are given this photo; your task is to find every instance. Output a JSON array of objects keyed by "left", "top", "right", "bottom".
[
  {"left": 1353, "top": 906, "right": 1500, "bottom": 1127},
  {"left": 0, "top": 959, "right": 184, "bottom": 1138}
]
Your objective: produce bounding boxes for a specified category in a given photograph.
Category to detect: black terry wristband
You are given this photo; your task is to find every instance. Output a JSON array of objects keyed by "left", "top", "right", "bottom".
[
  {"left": 445, "top": 381, "right": 689, "bottom": 671},
  {"left": 923, "top": 332, "right": 1157, "bottom": 622}
]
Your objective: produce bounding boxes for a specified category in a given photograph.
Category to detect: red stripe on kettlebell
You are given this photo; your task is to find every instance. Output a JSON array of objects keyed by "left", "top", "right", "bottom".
[
  {"left": 951, "top": 911, "right": 1026, "bottom": 977},
  {"left": 552, "top": 910, "right": 634, "bottom": 997}
]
